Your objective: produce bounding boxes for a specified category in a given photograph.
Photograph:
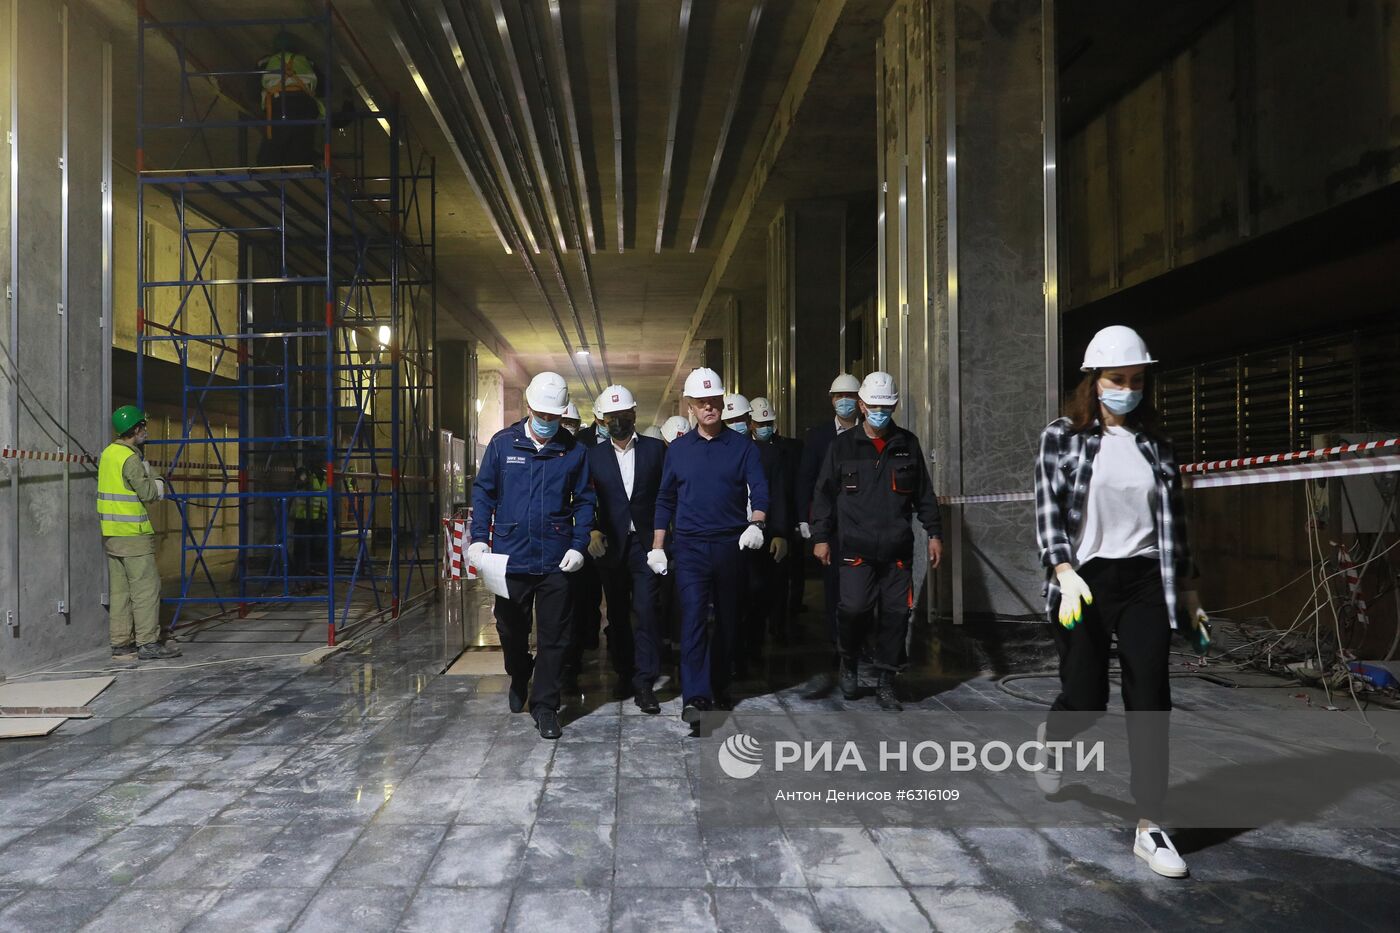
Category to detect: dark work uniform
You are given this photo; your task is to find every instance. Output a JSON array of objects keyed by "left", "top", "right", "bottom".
[
  {"left": 810, "top": 422, "right": 941, "bottom": 671},
  {"left": 587, "top": 433, "right": 667, "bottom": 692},
  {"left": 471, "top": 422, "right": 595, "bottom": 712},
  {"left": 775, "top": 434, "right": 805, "bottom": 613},
  {"left": 655, "top": 427, "right": 769, "bottom": 704},
  {"left": 741, "top": 434, "right": 791, "bottom": 669},
  {"left": 798, "top": 419, "right": 860, "bottom": 647},
  {"left": 565, "top": 424, "right": 609, "bottom": 677}
]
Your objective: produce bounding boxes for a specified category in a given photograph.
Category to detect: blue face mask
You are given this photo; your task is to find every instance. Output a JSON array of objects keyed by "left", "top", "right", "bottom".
[
  {"left": 1099, "top": 388, "right": 1142, "bottom": 416},
  {"left": 865, "top": 409, "right": 892, "bottom": 429},
  {"left": 530, "top": 415, "right": 559, "bottom": 440},
  {"left": 834, "top": 398, "right": 858, "bottom": 419},
  {"left": 754, "top": 425, "right": 774, "bottom": 441},
  {"left": 596, "top": 421, "right": 610, "bottom": 439},
  {"left": 726, "top": 421, "right": 748, "bottom": 434}
]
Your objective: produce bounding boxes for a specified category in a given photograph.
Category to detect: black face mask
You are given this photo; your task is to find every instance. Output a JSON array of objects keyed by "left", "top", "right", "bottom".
[{"left": 608, "top": 416, "right": 635, "bottom": 439}]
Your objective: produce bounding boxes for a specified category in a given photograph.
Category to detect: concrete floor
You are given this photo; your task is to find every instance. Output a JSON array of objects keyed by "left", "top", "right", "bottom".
[{"left": 0, "top": 591, "right": 1397, "bottom": 932}]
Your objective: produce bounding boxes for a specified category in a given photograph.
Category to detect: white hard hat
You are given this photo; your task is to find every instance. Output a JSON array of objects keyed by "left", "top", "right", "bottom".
[
  {"left": 525, "top": 371, "right": 570, "bottom": 416},
  {"left": 1081, "top": 325, "right": 1155, "bottom": 371},
  {"left": 829, "top": 373, "right": 860, "bottom": 394},
  {"left": 858, "top": 372, "right": 899, "bottom": 406},
  {"left": 749, "top": 397, "right": 775, "bottom": 423},
  {"left": 591, "top": 393, "right": 607, "bottom": 421},
  {"left": 682, "top": 367, "right": 724, "bottom": 399},
  {"left": 563, "top": 401, "right": 580, "bottom": 421},
  {"left": 661, "top": 415, "right": 690, "bottom": 442},
  {"left": 642, "top": 424, "right": 664, "bottom": 440},
  {"left": 723, "top": 393, "right": 751, "bottom": 419},
  {"left": 597, "top": 384, "right": 636, "bottom": 414}
]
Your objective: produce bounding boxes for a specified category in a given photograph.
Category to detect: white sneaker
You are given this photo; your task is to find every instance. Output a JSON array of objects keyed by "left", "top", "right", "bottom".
[
  {"left": 1134, "top": 825, "right": 1188, "bottom": 878},
  {"left": 1034, "top": 721, "right": 1061, "bottom": 794}
]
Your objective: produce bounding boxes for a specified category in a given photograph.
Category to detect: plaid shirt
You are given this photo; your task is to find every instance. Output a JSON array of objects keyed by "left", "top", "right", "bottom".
[{"left": 1034, "top": 416, "right": 1194, "bottom": 629}]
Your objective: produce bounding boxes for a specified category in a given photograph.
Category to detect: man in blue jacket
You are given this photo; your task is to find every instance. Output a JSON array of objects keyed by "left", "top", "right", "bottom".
[
  {"left": 470, "top": 372, "right": 595, "bottom": 740},
  {"left": 587, "top": 384, "right": 666, "bottom": 713},
  {"left": 651, "top": 368, "right": 770, "bottom": 730}
]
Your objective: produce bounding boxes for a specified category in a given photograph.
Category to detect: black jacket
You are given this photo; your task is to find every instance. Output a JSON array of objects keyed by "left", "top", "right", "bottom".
[
  {"left": 810, "top": 423, "right": 942, "bottom": 563},
  {"left": 775, "top": 434, "right": 802, "bottom": 531},
  {"left": 586, "top": 435, "right": 666, "bottom": 566},
  {"left": 797, "top": 419, "right": 859, "bottom": 524},
  {"left": 753, "top": 436, "right": 790, "bottom": 536}
]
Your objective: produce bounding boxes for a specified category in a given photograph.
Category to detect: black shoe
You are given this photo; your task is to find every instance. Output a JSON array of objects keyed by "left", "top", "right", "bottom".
[
  {"left": 111, "top": 643, "right": 137, "bottom": 660},
  {"left": 681, "top": 696, "right": 712, "bottom": 726},
  {"left": 508, "top": 671, "right": 531, "bottom": 714},
  {"left": 137, "top": 642, "right": 182, "bottom": 661},
  {"left": 839, "top": 662, "right": 860, "bottom": 700},
  {"left": 875, "top": 673, "right": 903, "bottom": 711},
  {"left": 533, "top": 707, "right": 562, "bottom": 740},
  {"left": 634, "top": 686, "right": 661, "bottom": 715}
]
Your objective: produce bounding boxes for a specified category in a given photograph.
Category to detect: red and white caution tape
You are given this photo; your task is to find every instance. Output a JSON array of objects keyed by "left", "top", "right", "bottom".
[
  {"left": 1334, "top": 540, "right": 1370, "bottom": 627},
  {"left": 939, "top": 491, "right": 1035, "bottom": 506},
  {"left": 1182, "top": 437, "right": 1400, "bottom": 474},
  {"left": 1185, "top": 454, "right": 1400, "bottom": 489},
  {"left": 0, "top": 447, "right": 96, "bottom": 464}
]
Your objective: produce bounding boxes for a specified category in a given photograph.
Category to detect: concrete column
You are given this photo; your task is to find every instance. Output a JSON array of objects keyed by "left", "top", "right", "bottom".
[
  {"left": 883, "top": 0, "right": 1058, "bottom": 623},
  {"left": 766, "top": 201, "right": 847, "bottom": 438}
]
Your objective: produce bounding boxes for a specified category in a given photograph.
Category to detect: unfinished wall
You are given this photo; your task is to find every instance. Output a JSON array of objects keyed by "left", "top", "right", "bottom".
[
  {"left": 1063, "top": 0, "right": 1400, "bottom": 308},
  {"left": 0, "top": 1, "right": 114, "bottom": 675}
]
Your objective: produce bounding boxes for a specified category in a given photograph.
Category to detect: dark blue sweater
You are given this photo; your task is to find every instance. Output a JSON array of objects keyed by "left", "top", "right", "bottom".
[{"left": 654, "top": 427, "right": 770, "bottom": 540}]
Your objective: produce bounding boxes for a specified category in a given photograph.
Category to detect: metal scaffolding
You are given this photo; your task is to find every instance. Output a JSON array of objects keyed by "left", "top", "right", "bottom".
[{"left": 135, "top": 4, "right": 436, "bottom": 644}]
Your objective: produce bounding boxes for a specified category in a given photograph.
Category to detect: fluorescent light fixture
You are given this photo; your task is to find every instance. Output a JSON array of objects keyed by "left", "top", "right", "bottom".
[
  {"left": 575, "top": 348, "right": 590, "bottom": 357},
  {"left": 475, "top": 398, "right": 485, "bottom": 413},
  {"left": 377, "top": 325, "right": 391, "bottom": 347}
]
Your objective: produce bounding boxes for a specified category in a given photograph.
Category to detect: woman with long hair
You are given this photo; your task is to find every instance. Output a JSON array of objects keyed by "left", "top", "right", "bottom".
[{"left": 1033, "top": 324, "right": 1205, "bottom": 878}]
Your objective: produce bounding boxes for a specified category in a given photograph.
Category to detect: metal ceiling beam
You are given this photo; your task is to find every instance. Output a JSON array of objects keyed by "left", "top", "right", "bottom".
[
  {"left": 653, "top": 0, "right": 847, "bottom": 424},
  {"left": 428, "top": 0, "right": 540, "bottom": 254},
  {"left": 521, "top": 0, "right": 612, "bottom": 384},
  {"left": 654, "top": 0, "right": 693, "bottom": 253},
  {"left": 690, "top": 0, "right": 765, "bottom": 253},
  {"left": 546, "top": 0, "right": 596, "bottom": 255},
  {"left": 487, "top": 0, "right": 570, "bottom": 255},
  {"left": 607, "top": 0, "right": 624, "bottom": 253}
]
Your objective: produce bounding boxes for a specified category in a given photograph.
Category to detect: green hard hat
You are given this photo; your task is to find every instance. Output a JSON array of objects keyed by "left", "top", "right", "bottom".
[{"left": 112, "top": 405, "right": 148, "bottom": 434}]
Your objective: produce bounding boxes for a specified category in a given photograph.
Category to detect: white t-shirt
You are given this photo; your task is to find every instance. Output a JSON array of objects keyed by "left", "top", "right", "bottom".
[{"left": 1074, "top": 425, "right": 1158, "bottom": 565}]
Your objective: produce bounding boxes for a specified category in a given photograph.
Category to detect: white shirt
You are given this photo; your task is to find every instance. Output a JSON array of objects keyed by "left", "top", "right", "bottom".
[
  {"left": 1074, "top": 425, "right": 1159, "bottom": 565},
  {"left": 613, "top": 434, "right": 637, "bottom": 531},
  {"left": 835, "top": 416, "right": 856, "bottom": 434}
]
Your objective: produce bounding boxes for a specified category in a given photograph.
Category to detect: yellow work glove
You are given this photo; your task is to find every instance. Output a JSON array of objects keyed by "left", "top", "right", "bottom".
[
  {"left": 769, "top": 537, "right": 788, "bottom": 562},
  {"left": 587, "top": 529, "right": 607, "bottom": 559},
  {"left": 1055, "top": 568, "right": 1093, "bottom": 629}
]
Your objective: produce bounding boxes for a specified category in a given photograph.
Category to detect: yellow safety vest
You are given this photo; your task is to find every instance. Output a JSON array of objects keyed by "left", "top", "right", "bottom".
[
  {"left": 97, "top": 443, "right": 154, "bottom": 537},
  {"left": 292, "top": 475, "right": 328, "bottom": 521},
  {"left": 259, "top": 52, "right": 318, "bottom": 95}
]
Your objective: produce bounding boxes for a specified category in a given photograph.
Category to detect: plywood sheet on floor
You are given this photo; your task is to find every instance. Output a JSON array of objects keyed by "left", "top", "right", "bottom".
[
  {"left": 0, "top": 676, "right": 115, "bottom": 709},
  {"left": 0, "top": 717, "right": 66, "bottom": 738}
]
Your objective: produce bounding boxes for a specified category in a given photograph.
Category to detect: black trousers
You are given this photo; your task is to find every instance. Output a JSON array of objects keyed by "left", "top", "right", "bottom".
[
  {"left": 1048, "top": 556, "right": 1172, "bottom": 818},
  {"left": 822, "top": 558, "right": 841, "bottom": 649},
  {"left": 494, "top": 571, "right": 573, "bottom": 712},
  {"left": 599, "top": 533, "right": 663, "bottom": 690},
  {"left": 257, "top": 92, "right": 319, "bottom": 167},
  {"left": 787, "top": 534, "right": 806, "bottom": 611},
  {"left": 565, "top": 556, "right": 604, "bottom": 672},
  {"left": 742, "top": 547, "right": 788, "bottom": 660},
  {"left": 836, "top": 558, "right": 912, "bottom": 671}
]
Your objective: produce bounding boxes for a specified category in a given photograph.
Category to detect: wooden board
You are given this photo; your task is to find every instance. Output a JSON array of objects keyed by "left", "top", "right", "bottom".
[
  {"left": 0, "top": 676, "right": 114, "bottom": 709},
  {"left": 0, "top": 718, "right": 66, "bottom": 739},
  {"left": 445, "top": 650, "right": 505, "bottom": 676}
]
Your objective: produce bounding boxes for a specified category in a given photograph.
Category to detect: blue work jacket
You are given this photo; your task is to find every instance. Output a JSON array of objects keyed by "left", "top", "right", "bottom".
[{"left": 471, "top": 420, "right": 596, "bottom": 575}]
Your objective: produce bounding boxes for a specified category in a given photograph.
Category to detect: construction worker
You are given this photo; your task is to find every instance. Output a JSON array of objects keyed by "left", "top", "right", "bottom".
[
  {"left": 561, "top": 401, "right": 582, "bottom": 435},
  {"left": 469, "top": 372, "right": 595, "bottom": 740},
  {"left": 291, "top": 464, "right": 328, "bottom": 587},
  {"left": 575, "top": 396, "right": 608, "bottom": 447},
  {"left": 1033, "top": 324, "right": 1203, "bottom": 878},
  {"left": 100, "top": 406, "right": 180, "bottom": 661},
  {"left": 562, "top": 392, "right": 613, "bottom": 691},
  {"left": 652, "top": 369, "right": 770, "bottom": 729},
  {"left": 256, "top": 31, "right": 323, "bottom": 167},
  {"left": 586, "top": 385, "right": 666, "bottom": 713},
  {"left": 810, "top": 372, "right": 941, "bottom": 711},
  {"left": 642, "top": 425, "right": 665, "bottom": 440},
  {"left": 797, "top": 374, "right": 862, "bottom": 654},
  {"left": 660, "top": 415, "right": 691, "bottom": 446},
  {"left": 751, "top": 396, "right": 805, "bottom": 625},
  {"left": 720, "top": 394, "right": 789, "bottom": 675}
]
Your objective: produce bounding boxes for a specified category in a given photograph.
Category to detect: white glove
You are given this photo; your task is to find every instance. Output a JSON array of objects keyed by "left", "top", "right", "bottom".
[
  {"left": 153, "top": 477, "right": 167, "bottom": 500},
  {"left": 587, "top": 530, "right": 607, "bottom": 559},
  {"left": 559, "top": 549, "right": 584, "bottom": 573},
  {"left": 646, "top": 548, "right": 669, "bottom": 575},
  {"left": 466, "top": 541, "right": 488, "bottom": 567},
  {"left": 798, "top": 522, "right": 811, "bottom": 540},
  {"left": 739, "top": 524, "right": 765, "bottom": 550},
  {"left": 1055, "top": 568, "right": 1094, "bottom": 629}
]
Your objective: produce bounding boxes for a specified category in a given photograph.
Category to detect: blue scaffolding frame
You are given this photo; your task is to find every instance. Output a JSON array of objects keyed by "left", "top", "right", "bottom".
[{"left": 135, "top": 3, "right": 437, "bottom": 644}]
